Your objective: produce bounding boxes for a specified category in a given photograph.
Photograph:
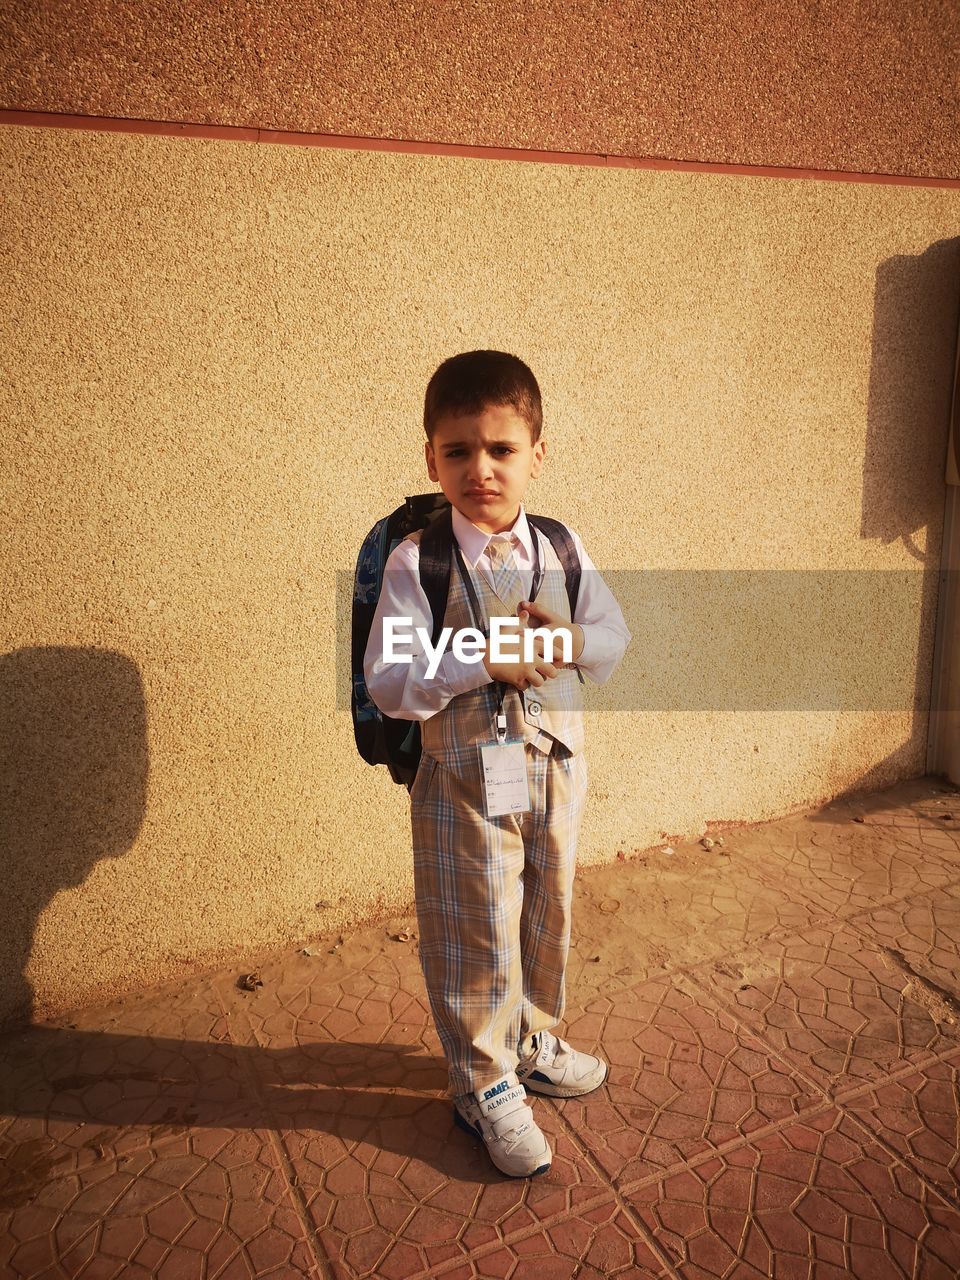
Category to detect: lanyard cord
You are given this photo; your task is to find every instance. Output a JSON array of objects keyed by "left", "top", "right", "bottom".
[{"left": 452, "top": 530, "right": 543, "bottom": 722}]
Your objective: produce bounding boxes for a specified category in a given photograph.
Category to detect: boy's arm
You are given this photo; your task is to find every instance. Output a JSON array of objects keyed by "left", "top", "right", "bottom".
[
  {"left": 571, "top": 532, "right": 631, "bottom": 683},
  {"left": 362, "top": 538, "right": 493, "bottom": 721},
  {"left": 520, "top": 530, "right": 631, "bottom": 685}
]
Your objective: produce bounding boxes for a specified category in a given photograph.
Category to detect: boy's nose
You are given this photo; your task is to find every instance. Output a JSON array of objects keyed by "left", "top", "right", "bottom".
[{"left": 467, "top": 453, "right": 494, "bottom": 480}]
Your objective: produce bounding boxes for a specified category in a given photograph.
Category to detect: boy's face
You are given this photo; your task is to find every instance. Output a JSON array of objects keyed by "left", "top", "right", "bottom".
[{"left": 425, "top": 404, "right": 546, "bottom": 534}]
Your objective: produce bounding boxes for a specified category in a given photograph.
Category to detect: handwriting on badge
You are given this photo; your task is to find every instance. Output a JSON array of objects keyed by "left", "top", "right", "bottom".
[{"left": 479, "top": 741, "right": 530, "bottom": 817}]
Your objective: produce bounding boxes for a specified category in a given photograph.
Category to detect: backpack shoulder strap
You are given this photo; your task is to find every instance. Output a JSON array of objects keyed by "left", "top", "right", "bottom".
[
  {"left": 418, "top": 505, "right": 454, "bottom": 647},
  {"left": 527, "top": 514, "right": 581, "bottom": 616}
]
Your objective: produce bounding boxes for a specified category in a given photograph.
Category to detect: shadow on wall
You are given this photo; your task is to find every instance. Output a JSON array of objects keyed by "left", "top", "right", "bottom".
[
  {"left": 840, "top": 236, "right": 960, "bottom": 795},
  {"left": 863, "top": 237, "right": 960, "bottom": 553},
  {"left": 0, "top": 648, "right": 148, "bottom": 1031}
]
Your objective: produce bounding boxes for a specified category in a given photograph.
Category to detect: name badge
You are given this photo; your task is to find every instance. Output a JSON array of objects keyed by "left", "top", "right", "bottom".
[{"left": 478, "top": 739, "right": 530, "bottom": 818}]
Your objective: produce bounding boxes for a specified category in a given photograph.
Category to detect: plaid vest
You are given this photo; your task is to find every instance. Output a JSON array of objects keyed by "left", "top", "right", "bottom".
[{"left": 416, "top": 528, "right": 585, "bottom": 774}]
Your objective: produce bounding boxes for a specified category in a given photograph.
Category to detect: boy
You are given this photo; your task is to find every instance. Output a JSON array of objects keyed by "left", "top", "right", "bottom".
[{"left": 364, "top": 350, "right": 630, "bottom": 1177}]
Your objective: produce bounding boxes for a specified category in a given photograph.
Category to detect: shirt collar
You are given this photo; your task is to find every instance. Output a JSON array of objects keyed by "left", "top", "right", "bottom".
[{"left": 450, "top": 504, "right": 534, "bottom": 568}]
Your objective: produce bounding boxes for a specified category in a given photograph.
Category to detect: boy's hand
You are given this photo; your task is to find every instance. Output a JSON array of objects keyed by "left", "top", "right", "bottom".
[
  {"left": 482, "top": 611, "right": 559, "bottom": 690},
  {"left": 517, "top": 599, "right": 585, "bottom": 663},
  {"left": 482, "top": 652, "right": 559, "bottom": 691}
]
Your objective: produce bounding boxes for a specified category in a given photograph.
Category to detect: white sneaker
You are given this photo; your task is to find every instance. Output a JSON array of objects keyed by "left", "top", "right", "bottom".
[
  {"left": 516, "top": 1030, "right": 608, "bottom": 1098},
  {"left": 454, "top": 1073, "right": 552, "bottom": 1178}
]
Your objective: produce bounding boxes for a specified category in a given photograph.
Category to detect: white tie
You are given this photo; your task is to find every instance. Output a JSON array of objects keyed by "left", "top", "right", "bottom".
[{"left": 485, "top": 538, "right": 524, "bottom": 614}]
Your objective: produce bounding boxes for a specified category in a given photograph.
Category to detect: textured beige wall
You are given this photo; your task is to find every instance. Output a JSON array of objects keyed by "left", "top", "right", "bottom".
[
  {"left": 3, "top": 123, "right": 959, "bottom": 1026},
  {"left": 1, "top": 0, "right": 958, "bottom": 179}
]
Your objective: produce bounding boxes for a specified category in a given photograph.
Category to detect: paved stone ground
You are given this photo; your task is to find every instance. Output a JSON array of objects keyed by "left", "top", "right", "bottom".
[{"left": 2, "top": 775, "right": 960, "bottom": 1278}]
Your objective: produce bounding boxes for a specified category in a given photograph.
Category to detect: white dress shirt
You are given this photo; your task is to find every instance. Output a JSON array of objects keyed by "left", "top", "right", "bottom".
[{"left": 363, "top": 504, "right": 631, "bottom": 721}]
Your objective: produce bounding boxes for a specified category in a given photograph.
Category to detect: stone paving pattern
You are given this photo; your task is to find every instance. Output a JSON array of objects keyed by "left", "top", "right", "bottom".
[{"left": 2, "top": 776, "right": 960, "bottom": 1277}]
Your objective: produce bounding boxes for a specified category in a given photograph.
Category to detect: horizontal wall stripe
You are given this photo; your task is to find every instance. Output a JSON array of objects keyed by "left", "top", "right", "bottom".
[{"left": 4, "top": 108, "right": 960, "bottom": 191}]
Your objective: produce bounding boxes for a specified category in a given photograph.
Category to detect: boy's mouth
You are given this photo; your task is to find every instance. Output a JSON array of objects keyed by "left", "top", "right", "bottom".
[{"left": 465, "top": 489, "right": 499, "bottom": 498}]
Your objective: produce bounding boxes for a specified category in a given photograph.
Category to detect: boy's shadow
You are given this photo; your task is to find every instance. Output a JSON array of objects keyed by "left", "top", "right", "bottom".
[
  {"left": 0, "top": 653, "right": 472, "bottom": 1198},
  {"left": 0, "top": 1026, "right": 472, "bottom": 1209}
]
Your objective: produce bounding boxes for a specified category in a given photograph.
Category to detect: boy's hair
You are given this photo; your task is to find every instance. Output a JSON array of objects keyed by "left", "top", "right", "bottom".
[{"left": 423, "top": 350, "right": 543, "bottom": 442}]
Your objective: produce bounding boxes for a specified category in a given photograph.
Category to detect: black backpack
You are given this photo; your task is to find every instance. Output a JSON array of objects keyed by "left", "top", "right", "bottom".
[{"left": 352, "top": 494, "right": 581, "bottom": 787}]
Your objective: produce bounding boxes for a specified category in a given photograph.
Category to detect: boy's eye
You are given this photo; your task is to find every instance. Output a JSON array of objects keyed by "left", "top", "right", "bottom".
[{"left": 441, "top": 445, "right": 514, "bottom": 458}]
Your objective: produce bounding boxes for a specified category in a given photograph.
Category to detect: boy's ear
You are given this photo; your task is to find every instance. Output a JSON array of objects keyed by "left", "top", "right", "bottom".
[
  {"left": 530, "top": 436, "right": 546, "bottom": 478},
  {"left": 425, "top": 439, "right": 439, "bottom": 482}
]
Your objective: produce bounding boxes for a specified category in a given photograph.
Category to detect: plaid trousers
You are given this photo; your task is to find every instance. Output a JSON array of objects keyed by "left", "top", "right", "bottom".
[{"left": 411, "top": 741, "right": 588, "bottom": 1097}]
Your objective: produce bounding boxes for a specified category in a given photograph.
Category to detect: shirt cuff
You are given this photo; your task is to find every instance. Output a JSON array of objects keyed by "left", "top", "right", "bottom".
[
  {"left": 577, "top": 624, "right": 598, "bottom": 670},
  {"left": 435, "top": 651, "right": 494, "bottom": 698}
]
